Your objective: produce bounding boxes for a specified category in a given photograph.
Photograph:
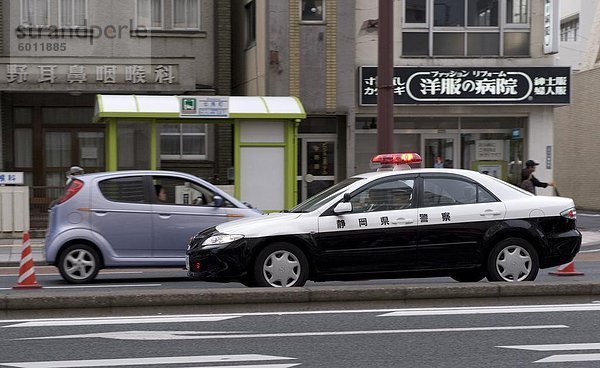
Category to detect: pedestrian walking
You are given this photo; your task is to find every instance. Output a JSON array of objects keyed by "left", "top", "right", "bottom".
[
  {"left": 521, "top": 160, "right": 554, "bottom": 195},
  {"left": 519, "top": 167, "right": 535, "bottom": 194}
]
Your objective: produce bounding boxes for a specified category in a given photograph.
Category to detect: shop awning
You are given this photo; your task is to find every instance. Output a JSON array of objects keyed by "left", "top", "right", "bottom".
[{"left": 94, "top": 95, "right": 306, "bottom": 121}]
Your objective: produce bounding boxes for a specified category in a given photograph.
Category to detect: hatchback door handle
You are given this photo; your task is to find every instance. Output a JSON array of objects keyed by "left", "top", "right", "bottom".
[
  {"left": 158, "top": 213, "right": 171, "bottom": 218},
  {"left": 480, "top": 210, "right": 501, "bottom": 216},
  {"left": 392, "top": 218, "right": 414, "bottom": 225}
]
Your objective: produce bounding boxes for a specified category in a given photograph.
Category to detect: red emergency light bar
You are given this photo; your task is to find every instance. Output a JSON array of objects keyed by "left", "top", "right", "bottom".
[{"left": 370, "top": 153, "right": 422, "bottom": 171}]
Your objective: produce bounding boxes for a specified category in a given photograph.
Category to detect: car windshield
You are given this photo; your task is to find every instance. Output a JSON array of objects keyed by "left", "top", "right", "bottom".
[{"left": 290, "top": 177, "right": 364, "bottom": 213}]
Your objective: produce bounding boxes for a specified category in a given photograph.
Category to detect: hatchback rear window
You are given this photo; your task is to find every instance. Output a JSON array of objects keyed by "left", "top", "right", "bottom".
[{"left": 98, "top": 176, "right": 146, "bottom": 203}]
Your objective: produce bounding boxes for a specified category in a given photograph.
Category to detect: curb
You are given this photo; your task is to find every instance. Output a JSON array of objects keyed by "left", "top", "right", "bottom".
[{"left": 2, "top": 281, "right": 600, "bottom": 311}]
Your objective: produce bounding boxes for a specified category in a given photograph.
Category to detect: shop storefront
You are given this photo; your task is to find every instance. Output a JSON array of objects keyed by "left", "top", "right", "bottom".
[{"left": 353, "top": 66, "right": 570, "bottom": 187}]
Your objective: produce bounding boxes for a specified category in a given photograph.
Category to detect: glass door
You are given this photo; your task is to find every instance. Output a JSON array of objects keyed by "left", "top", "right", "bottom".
[
  {"left": 297, "top": 137, "right": 336, "bottom": 202},
  {"left": 421, "top": 134, "right": 459, "bottom": 168}
]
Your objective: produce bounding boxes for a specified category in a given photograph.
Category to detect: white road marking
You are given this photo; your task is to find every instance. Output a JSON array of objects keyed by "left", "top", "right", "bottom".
[
  {"left": 185, "top": 365, "right": 299, "bottom": 368},
  {"left": 17, "top": 325, "right": 568, "bottom": 341},
  {"left": 0, "top": 303, "right": 596, "bottom": 326},
  {"left": 0, "top": 354, "right": 296, "bottom": 368},
  {"left": 499, "top": 342, "right": 600, "bottom": 351},
  {"left": 579, "top": 214, "right": 600, "bottom": 217},
  {"left": 535, "top": 354, "right": 600, "bottom": 363},
  {"left": 378, "top": 303, "right": 600, "bottom": 317},
  {"left": 579, "top": 248, "right": 600, "bottom": 253},
  {"left": 0, "top": 284, "right": 161, "bottom": 291},
  {"left": 4, "top": 315, "right": 240, "bottom": 328}
]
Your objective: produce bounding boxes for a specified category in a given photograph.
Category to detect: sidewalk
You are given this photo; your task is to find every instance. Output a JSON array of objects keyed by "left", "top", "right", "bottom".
[
  {"left": 1, "top": 231, "right": 599, "bottom": 267},
  {"left": 0, "top": 237, "right": 45, "bottom": 267}
]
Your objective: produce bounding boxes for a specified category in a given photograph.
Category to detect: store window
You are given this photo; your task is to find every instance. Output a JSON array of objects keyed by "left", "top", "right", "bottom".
[
  {"left": 136, "top": 0, "right": 163, "bottom": 29},
  {"left": 354, "top": 116, "right": 525, "bottom": 184},
  {"left": 59, "top": 0, "right": 87, "bottom": 27},
  {"left": 21, "top": 0, "right": 49, "bottom": 27},
  {"left": 160, "top": 123, "right": 207, "bottom": 160},
  {"left": 173, "top": 0, "right": 200, "bottom": 29},
  {"left": 402, "top": 0, "right": 530, "bottom": 56},
  {"left": 301, "top": 0, "right": 325, "bottom": 22}
]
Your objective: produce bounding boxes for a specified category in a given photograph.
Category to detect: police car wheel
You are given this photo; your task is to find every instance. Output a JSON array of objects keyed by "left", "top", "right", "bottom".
[
  {"left": 58, "top": 244, "right": 101, "bottom": 284},
  {"left": 253, "top": 243, "right": 309, "bottom": 287},
  {"left": 486, "top": 238, "right": 539, "bottom": 282},
  {"left": 450, "top": 269, "right": 486, "bottom": 282}
]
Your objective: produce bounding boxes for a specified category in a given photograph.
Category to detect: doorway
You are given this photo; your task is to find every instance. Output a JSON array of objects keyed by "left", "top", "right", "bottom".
[
  {"left": 421, "top": 134, "right": 459, "bottom": 169},
  {"left": 297, "top": 136, "right": 337, "bottom": 202}
]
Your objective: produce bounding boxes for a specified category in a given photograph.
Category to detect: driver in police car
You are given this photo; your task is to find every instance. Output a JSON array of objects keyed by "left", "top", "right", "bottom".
[{"left": 522, "top": 159, "right": 554, "bottom": 195}]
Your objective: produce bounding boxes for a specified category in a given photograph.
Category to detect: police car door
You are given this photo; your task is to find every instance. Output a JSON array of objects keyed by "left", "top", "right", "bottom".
[
  {"left": 315, "top": 175, "right": 418, "bottom": 274},
  {"left": 417, "top": 174, "right": 506, "bottom": 268}
]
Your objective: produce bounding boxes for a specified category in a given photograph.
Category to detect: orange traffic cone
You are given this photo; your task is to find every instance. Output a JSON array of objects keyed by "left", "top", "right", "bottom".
[
  {"left": 13, "top": 232, "right": 42, "bottom": 289},
  {"left": 549, "top": 261, "right": 584, "bottom": 276}
]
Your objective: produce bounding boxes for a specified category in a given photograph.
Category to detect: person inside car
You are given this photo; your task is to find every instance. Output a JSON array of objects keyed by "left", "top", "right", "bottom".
[{"left": 154, "top": 184, "right": 168, "bottom": 202}]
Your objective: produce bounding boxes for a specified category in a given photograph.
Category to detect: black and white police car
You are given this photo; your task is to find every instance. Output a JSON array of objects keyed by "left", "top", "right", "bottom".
[{"left": 186, "top": 153, "right": 581, "bottom": 287}]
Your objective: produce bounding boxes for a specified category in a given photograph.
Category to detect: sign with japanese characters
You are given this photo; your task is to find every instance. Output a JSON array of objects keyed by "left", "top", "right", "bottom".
[
  {"left": 359, "top": 67, "right": 570, "bottom": 105},
  {"left": 2, "top": 63, "right": 178, "bottom": 86},
  {"left": 0, "top": 172, "right": 24, "bottom": 185},
  {"left": 476, "top": 140, "right": 504, "bottom": 161},
  {"left": 179, "top": 96, "right": 229, "bottom": 118}
]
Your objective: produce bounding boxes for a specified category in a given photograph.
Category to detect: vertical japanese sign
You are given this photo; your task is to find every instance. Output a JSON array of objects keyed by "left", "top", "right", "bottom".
[{"left": 544, "top": 0, "right": 560, "bottom": 55}]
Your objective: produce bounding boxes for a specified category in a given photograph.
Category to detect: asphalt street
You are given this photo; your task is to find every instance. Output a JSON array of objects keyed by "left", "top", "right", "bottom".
[{"left": 2, "top": 301, "right": 600, "bottom": 367}]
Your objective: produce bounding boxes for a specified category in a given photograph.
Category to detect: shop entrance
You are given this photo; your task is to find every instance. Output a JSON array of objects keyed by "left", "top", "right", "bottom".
[
  {"left": 421, "top": 134, "right": 459, "bottom": 169},
  {"left": 297, "top": 136, "right": 336, "bottom": 202}
]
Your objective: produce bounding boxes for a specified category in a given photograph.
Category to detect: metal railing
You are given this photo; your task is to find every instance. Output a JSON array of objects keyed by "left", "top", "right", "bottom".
[{"left": 29, "top": 186, "right": 64, "bottom": 231}]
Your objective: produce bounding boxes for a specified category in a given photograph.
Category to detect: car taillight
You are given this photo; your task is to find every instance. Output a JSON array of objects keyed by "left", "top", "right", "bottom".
[
  {"left": 560, "top": 208, "right": 576, "bottom": 220},
  {"left": 56, "top": 179, "right": 84, "bottom": 204}
]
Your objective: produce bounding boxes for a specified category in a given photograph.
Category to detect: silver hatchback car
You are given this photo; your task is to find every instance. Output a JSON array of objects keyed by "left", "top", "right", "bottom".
[{"left": 45, "top": 170, "right": 262, "bottom": 283}]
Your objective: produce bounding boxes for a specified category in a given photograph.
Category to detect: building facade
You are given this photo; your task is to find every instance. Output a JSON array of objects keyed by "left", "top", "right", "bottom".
[
  {"left": 0, "top": 0, "right": 232, "bottom": 229},
  {"left": 232, "top": 0, "right": 355, "bottom": 203},
  {"left": 353, "top": 0, "right": 564, "bottom": 190},
  {"left": 235, "top": 0, "right": 566, "bottom": 202},
  {"left": 554, "top": 1, "right": 600, "bottom": 210}
]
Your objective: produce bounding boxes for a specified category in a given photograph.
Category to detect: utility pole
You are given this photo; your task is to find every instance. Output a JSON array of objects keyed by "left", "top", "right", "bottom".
[{"left": 377, "top": 0, "right": 394, "bottom": 154}]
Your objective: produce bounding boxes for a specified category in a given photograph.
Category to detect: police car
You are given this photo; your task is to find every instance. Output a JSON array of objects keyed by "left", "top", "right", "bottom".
[{"left": 186, "top": 153, "right": 581, "bottom": 287}]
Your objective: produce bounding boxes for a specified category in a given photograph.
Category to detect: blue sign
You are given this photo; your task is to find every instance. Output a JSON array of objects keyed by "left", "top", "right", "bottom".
[{"left": 512, "top": 128, "right": 521, "bottom": 139}]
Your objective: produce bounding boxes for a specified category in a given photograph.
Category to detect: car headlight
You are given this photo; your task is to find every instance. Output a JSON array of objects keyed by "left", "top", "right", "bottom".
[{"left": 201, "top": 234, "right": 244, "bottom": 249}]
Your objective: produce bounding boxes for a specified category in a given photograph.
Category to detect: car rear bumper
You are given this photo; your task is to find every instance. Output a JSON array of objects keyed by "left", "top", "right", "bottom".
[{"left": 541, "top": 229, "right": 582, "bottom": 268}]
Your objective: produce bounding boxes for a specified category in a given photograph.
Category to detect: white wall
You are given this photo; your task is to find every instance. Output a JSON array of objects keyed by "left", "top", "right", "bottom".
[
  {"left": 527, "top": 107, "right": 555, "bottom": 196},
  {"left": 557, "top": 0, "right": 599, "bottom": 71}
]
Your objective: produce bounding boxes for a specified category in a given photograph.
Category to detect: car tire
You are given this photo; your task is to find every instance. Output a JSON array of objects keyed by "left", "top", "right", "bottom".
[
  {"left": 253, "top": 242, "right": 309, "bottom": 287},
  {"left": 486, "top": 238, "right": 539, "bottom": 282},
  {"left": 58, "top": 244, "right": 101, "bottom": 284},
  {"left": 450, "top": 268, "right": 486, "bottom": 282}
]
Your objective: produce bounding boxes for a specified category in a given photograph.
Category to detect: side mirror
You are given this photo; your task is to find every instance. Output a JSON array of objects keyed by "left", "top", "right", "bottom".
[
  {"left": 343, "top": 192, "right": 352, "bottom": 202},
  {"left": 213, "top": 195, "right": 224, "bottom": 207},
  {"left": 333, "top": 201, "right": 352, "bottom": 214}
]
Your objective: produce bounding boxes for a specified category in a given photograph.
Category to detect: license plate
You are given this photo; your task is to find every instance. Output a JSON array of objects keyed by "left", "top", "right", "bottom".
[{"left": 185, "top": 255, "right": 190, "bottom": 271}]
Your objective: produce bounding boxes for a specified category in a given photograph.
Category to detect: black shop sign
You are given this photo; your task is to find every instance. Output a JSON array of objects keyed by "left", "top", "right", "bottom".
[{"left": 359, "top": 66, "right": 570, "bottom": 105}]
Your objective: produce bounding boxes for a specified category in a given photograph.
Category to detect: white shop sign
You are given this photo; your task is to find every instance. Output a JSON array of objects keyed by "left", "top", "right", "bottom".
[
  {"left": 476, "top": 140, "right": 504, "bottom": 161},
  {"left": 0, "top": 172, "right": 24, "bottom": 185}
]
